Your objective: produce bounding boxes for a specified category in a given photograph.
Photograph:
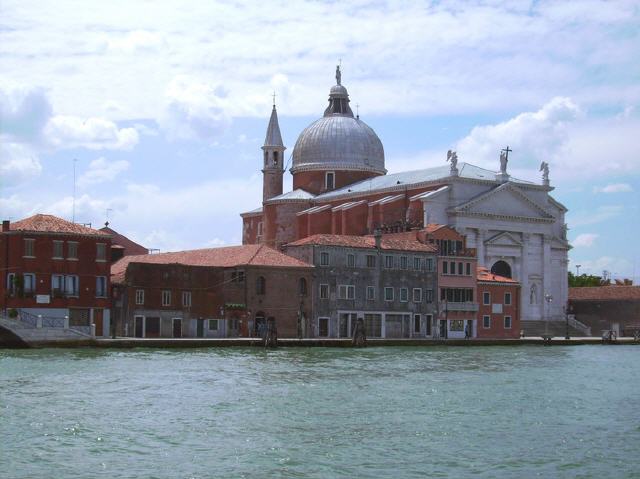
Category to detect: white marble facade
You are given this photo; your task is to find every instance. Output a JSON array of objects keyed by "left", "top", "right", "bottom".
[{"left": 421, "top": 176, "right": 570, "bottom": 321}]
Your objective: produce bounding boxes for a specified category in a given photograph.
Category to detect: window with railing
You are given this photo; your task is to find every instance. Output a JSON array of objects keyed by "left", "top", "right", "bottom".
[
  {"left": 96, "top": 276, "right": 107, "bottom": 297},
  {"left": 440, "top": 288, "right": 474, "bottom": 302},
  {"left": 162, "top": 290, "right": 171, "bottom": 306},
  {"left": 135, "top": 289, "right": 144, "bottom": 305}
]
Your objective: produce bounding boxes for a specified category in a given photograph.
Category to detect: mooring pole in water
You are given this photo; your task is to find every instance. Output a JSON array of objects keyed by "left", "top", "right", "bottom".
[
  {"left": 264, "top": 317, "right": 278, "bottom": 348},
  {"left": 352, "top": 317, "right": 367, "bottom": 347}
]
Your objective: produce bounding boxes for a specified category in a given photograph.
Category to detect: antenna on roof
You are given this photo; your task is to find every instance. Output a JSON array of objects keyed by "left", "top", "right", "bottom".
[
  {"left": 105, "top": 208, "right": 113, "bottom": 227},
  {"left": 72, "top": 158, "right": 78, "bottom": 223}
]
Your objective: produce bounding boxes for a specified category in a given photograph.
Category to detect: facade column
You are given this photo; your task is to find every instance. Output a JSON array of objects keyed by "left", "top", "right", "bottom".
[
  {"left": 521, "top": 233, "right": 530, "bottom": 321},
  {"left": 476, "top": 229, "right": 486, "bottom": 267},
  {"left": 542, "top": 234, "right": 552, "bottom": 320}
]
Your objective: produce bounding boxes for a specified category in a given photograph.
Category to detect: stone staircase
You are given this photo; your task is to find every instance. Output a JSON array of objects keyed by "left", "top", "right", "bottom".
[{"left": 521, "top": 320, "right": 591, "bottom": 338}]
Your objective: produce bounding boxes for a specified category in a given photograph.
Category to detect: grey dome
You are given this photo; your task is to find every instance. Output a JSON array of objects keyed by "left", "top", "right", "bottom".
[
  {"left": 291, "top": 116, "right": 386, "bottom": 174},
  {"left": 291, "top": 70, "right": 385, "bottom": 175}
]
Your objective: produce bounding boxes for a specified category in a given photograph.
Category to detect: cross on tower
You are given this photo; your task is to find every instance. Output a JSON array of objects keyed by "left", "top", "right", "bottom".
[{"left": 271, "top": 91, "right": 277, "bottom": 107}]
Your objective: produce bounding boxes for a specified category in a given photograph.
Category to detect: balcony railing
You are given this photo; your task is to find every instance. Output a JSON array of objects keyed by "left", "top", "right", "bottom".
[{"left": 442, "top": 302, "right": 479, "bottom": 312}]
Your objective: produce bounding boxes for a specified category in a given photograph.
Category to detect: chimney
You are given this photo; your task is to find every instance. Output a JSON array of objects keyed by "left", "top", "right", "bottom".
[
  {"left": 374, "top": 229, "right": 382, "bottom": 249},
  {"left": 2, "top": 220, "right": 9, "bottom": 232}
]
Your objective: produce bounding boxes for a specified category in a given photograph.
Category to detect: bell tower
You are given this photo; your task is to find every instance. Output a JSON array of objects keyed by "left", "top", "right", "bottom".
[{"left": 262, "top": 99, "right": 285, "bottom": 202}]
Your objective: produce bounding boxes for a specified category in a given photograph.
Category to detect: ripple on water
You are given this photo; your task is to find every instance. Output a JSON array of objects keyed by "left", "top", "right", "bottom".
[{"left": 1, "top": 346, "right": 639, "bottom": 479}]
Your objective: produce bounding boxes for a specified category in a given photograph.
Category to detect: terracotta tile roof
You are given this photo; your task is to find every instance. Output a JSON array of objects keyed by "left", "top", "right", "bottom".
[
  {"left": 286, "top": 234, "right": 437, "bottom": 252},
  {"left": 8, "top": 214, "right": 110, "bottom": 237},
  {"left": 569, "top": 286, "right": 640, "bottom": 301},
  {"left": 423, "top": 223, "right": 448, "bottom": 234},
  {"left": 100, "top": 225, "right": 148, "bottom": 256},
  {"left": 477, "top": 267, "right": 519, "bottom": 284},
  {"left": 111, "top": 244, "right": 312, "bottom": 283}
]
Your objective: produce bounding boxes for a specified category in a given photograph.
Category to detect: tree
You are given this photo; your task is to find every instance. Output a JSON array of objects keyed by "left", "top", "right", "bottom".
[{"left": 568, "top": 272, "right": 610, "bottom": 287}]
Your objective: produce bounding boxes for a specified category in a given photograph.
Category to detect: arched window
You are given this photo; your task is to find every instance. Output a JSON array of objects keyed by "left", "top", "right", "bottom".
[
  {"left": 256, "top": 276, "right": 266, "bottom": 295},
  {"left": 264, "top": 151, "right": 268, "bottom": 165},
  {"left": 273, "top": 151, "right": 278, "bottom": 166},
  {"left": 491, "top": 260, "right": 512, "bottom": 278},
  {"left": 299, "top": 277, "right": 307, "bottom": 296}
]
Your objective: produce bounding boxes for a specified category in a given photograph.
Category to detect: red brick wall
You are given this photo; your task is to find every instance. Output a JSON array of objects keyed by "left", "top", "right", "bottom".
[
  {"left": 0, "top": 232, "right": 111, "bottom": 311},
  {"left": 293, "top": 170, "right": 382, "bottom": 195},
  {"left": 343, "top": 203, "right": 368, "bottom": 235},
  {"left": 263, "top": 170, "right": 283, "bottom": 202},
  {"left": 308, "top": 209, "right": 332, "bottom": 236},
  {"left": 477, "top": 283, "right": 520, "bottom": 339},
  {"left": 242, "top": 215, "right": 262, "bottom": 245},
  {"left": 264, "top": 202, "right": 311, "bottom": 248}
]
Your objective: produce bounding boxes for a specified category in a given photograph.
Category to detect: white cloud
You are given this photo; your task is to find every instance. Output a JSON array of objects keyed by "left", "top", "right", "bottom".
[
  {"left": 456, "top": 96, "right": 580, "bottom": 172},
  {"left": 78, "top": 157, "right": 130, "bottom": 188},
  {"left": 0, "top": 142, "right": 42, "bottom": 185},
  {"left": 572, "top": 233, "right": 598, "bottom": 247},
  {"left": 106, "top": 30, "right": 165, "bottom": 53},
  {"left": 0, "top": 85, "right": 52, "bottom": 142},
  {"left": 158, "top": 76, "right": 232, "bottom": 142},
  {"left": 593, "top": 183, "right": 633, "bottom": 193},
  {"left": 569, "top": 205, "right": 624, "bottom": 227},
  {"left": 44, "top": 115, "right": 139, "bottom": 150}
]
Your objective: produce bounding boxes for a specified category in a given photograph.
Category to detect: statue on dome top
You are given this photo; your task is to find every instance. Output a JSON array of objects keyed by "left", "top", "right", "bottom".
[{"left": 336, "top": 64, "right": 342, "bottom": 85}]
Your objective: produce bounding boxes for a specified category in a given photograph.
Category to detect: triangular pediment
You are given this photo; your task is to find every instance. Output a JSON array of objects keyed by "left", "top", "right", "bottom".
[
  {"left": 485, "top": 231, "right": 522, "bottom": 247},
  {"left": 452, "top": 183, "right": 555, "bottom": 222}
]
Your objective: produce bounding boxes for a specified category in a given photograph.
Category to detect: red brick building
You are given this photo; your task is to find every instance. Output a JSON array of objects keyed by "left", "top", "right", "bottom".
[
  {"left": 111, "top": 244, "right": 313, "bottom": 338},
  {"left": 0, "top": 214, "right": 112, "bottom": 336},
  {"left": 569, "top": 286, "right": 640, "bottom": 337},
  {"left": 100, "top": 223, "right": 148, "bottom": 262},
  {"left": 476, "top": 267, "right": 520, "bottom": 339}
]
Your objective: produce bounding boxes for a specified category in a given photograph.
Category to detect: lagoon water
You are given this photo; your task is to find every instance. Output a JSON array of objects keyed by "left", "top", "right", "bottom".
[{"left": 1, "top": 346, "right": 639, "bottom": 478}]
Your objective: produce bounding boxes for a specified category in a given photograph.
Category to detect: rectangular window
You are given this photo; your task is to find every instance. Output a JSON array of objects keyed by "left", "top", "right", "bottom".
[
  {"left": 96, "top": 243, "right": 106, "bottom": 261},
  {"left": 466, "top": 262, "right": 471, "bottom": 276},
  {"left": 385, "top": 255, "right": 393, "bottom": 268},
  {"left": 95, "top": 276, "right": 107, "bottom": 297},
  {"left": 450, "top": 320, "right": 464, "bottom": 331},
  {"left": 338, "top": 285, "right": 355, "bottom": 300},
  {"left": 425, "top": 314, "right": 433, "bottom": 336},
  {"left": 24, "top": 238, "right": 35, "bottom": 257},
  {"left": 442, "top": 261, "right": 448, "bottom": 274},
  {"left": 162, "top": 290, "right": 171, "bottom": 306},
  {"left": 458, "top": 262, "right": 463, "bottom": 275},
  {"left": 135, "top": 289, "right": 145, "bottom": 305},
  {"left": 483, "top": 315, "right": 491, "bottom": 329},
  {"left": 413, "top": 257, "right": 421, "bottom": 270},
  {"left": 412, "top": 288, "right": 422, "bottom": 303},
  {"left": 366, "top": 255, "right": 376, "bottom": 268},
  {"left": 208, "top": 319, "right": 218, "bottom": 330},
  {"left": 51, "top": 274, "right": 64, "bottom": 297},
  {"left": 426, "top": 258, "right": 434, "bottom": 272},
  {"left": 319, "top": 284, "right": 329, "bottom": 299},
  {"left": 320, "top": 252, "right": 330, "bottom": 266},
  {"left": 450, "top": 261, "right": 456, "bottom": 274},
  {"left": 400, "top": 287, "right": 408, "bottom": 302},
  {"left": 68, "top": 241, "right": 78, "bottom": 260},
  {"left": 505, "top": 292, "right": 512, "bottom": 305},
  {"left": 23, "top": 273, "right": 36, "bottom": 294},
  {"left": 347, "top": 253, "right": 355, "bottom": 268},
  {"left": 414, "top": 314, "right": 421, "bottom": 333},
  {"left": 53, "top": 241, "right": 64, "bottom": 259},
  {"left": 65, "top": 275, "right": 79, "bottom": 296},
  {"left": 400, "top": 256, "right": 408, "bottom": 270},
  {"left": 425, "top": 289, "right": 433, "bottom": 303},
  {"left": 366, "top": 286, "right": 375, "bottom": 301},
  {"left": 325, "top": 172, "right": 335, "bottom": 190},
  {"left": 384, "top": 287, "right": 394, "bottom": 302},
  {"left": 483, "top": 292, "right": 491, "bottom": 305},
  {"left": 237, "top": 270, "right": 245, "bottom": 283},
  {"left": 504, "top": 316, "right": 512, "bottom": 329},
  {"left": 182, "top": 291, "right": 192, "bottom": 307}
]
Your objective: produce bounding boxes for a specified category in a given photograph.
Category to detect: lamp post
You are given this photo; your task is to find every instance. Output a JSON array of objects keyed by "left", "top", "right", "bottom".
[
  {"left": 564, "top": 305, "right": 570, "bottom": 340},
  {"left": 544, "top": 294, "right": 553, "bottom": 337},
  {"left": 576, "top": 264, "right": 581, "bottom": 276}
]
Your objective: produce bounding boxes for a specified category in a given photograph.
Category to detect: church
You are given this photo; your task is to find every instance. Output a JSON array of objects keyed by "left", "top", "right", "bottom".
[{"left": 241, "top": 67, "right": 570, "bottom": 322}]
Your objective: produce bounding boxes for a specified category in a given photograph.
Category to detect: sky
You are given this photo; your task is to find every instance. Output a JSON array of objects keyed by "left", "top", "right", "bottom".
[{"left": 1, "top": 0, "right": 639, "bottom": 282}]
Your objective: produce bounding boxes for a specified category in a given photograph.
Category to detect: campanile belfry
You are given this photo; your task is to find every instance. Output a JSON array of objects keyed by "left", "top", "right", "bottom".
[{"left": 261, "top": 102, "right": 285, "bottom": 202}]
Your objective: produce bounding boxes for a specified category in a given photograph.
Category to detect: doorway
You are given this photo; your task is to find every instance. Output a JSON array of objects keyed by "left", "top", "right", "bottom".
[
  {"left": 318, "top": 317, "right": 329, "bottom": 337},
  {"left": 196, "top": 318, "right": 204, "bottom": 338},
  {"left": 172, "top": 318, "right": 182, "bottom": 338},
  {"left": 134, "top": 316, "right": 144, "bottom": 338},
  {"left": 93, "top": 309, "right": 104, "bottom": 337}
]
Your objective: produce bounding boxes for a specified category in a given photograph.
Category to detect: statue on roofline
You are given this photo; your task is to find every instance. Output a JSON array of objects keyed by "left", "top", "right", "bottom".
[
  {"left": 499, "top": 151, "right": 508, "bottom": 174},
  {"left": 336, "top": 65, "right": 341, "bottom": 85},
  {"left": 540, "top": 161, "right": 550, "bottom": 185}
]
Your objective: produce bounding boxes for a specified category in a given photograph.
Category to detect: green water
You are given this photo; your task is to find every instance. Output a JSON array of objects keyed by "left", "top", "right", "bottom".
[{"left": 1, "top": 346, "right": 639, "bottom": 479}]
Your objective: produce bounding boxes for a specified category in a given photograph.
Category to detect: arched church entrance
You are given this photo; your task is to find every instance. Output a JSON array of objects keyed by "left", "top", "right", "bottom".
[{"left": 491, "top": 260, "right": 512, "bottom": 278}]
